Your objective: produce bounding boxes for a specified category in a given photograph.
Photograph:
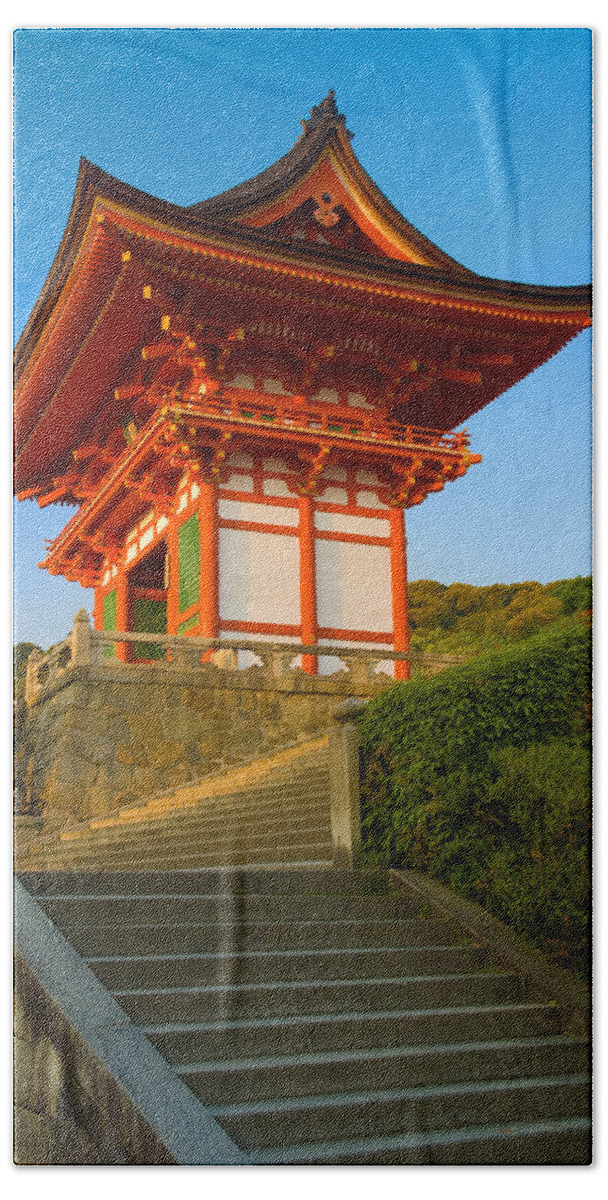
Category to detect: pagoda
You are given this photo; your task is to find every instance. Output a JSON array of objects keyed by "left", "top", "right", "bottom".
[{"left": 14, "top": 92, "right": 591, "bottom": 680}]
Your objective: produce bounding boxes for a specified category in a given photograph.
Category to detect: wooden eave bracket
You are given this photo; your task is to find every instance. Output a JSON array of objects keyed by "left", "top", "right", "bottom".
[
  {"left": 295, "top": 444, "right": 332, "bottom": 495},
  {"left": 381, "top": 443, "right": 482, "bottom": 507}
]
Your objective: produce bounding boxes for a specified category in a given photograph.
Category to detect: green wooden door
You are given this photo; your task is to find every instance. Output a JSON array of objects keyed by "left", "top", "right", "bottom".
[
  {"left": 102, "top": 589, "right": 117, "bottom": 657},
  {"left": 133, "top": 598, "right": 167, "bottom": 660},
  {"left": 178, "top": 513, "right": 200, "bottom": 614}
]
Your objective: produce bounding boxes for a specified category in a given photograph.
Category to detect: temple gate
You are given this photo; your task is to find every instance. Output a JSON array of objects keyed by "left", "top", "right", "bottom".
[{"left": 14, "top": 92, "right": 591, "bottom": 821}]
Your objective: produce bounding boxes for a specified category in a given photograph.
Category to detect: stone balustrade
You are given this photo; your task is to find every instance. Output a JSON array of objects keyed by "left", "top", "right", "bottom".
[
  {"left": 24, "top": 609, "right": 466, "bottom": 707},
  {"left": 19, "top": 610, "right": 466, "bottom": 830},
  {"left": 25, "top": 640, "right": 74, "bottom": 707}
]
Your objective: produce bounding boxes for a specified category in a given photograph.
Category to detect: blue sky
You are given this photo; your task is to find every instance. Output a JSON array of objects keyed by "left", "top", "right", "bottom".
[{"left": 13, "top": 27, "right": 592, "bottom": 648}]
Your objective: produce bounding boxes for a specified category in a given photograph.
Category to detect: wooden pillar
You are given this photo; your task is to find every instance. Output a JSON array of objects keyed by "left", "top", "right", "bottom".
[
  {"left": 93, "top": 586, "right": 104, "bottom": 631},
  {"left": 299, "top": 494, "right": 318, "bottom": 675},
  {"left": 389, "top": 506, "right": 410, "bottom": 681},
  {"left": 199, "top": 479, "right": 220, "bottom": 638},
  {"left": 166, "top": 522, "right": 180, "bottom": 636},
  {"left": 115, "top": 565, "right": 130, "bottom": 662}
]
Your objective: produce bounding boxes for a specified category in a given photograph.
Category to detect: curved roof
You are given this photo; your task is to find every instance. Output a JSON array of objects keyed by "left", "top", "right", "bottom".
[
  {"left": 186, "top": 90, "right": 473, "bottom": 273},
  {"left": 16, "top": 91, "right": 590, "bottom": 380},
  {"left": 14, "top": 92, "right": 591, "bottom": 496}
]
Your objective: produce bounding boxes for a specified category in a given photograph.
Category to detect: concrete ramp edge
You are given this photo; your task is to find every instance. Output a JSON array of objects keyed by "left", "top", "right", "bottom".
[{"left": 14, "top": 878, "right": 248, "bottom": 1165}]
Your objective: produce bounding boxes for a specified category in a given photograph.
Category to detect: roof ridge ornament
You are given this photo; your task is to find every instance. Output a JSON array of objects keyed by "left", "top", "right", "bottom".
[{"left": 299, "top": 89, "right": 354, "bottom": 140}]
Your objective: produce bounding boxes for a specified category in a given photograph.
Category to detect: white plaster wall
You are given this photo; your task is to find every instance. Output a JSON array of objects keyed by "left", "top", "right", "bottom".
[
  {"left": 356, "top": 490, "right": 389, "bottom": 509},
  {"left": 221, "top": 473, "right": 254, "bottom": 492},
  {"left": 219, "top": 528, "right": 301, "bottom": 626},
  {"left": 314, "top": 511, "right": 390, "bottom": 537},
  {"left": 227, "top": 452, "right": 254, "bottom": 468},
  {"left": 315, "top": 541, "right": 393, "bottom": 634},
  {"left": 219, "top": 499, "right": 298, "bottom": 527},
  {"left": 263, "top": 478, "right": 294, "bottom": 499},
  {"left": 316, "top": 486, "right": 348, "bottom": 504}
]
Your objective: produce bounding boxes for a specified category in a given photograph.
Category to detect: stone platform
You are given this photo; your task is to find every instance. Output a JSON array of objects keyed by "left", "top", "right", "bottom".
[{"left": 17, "top": 611, "right": 464, "bottom": 830}]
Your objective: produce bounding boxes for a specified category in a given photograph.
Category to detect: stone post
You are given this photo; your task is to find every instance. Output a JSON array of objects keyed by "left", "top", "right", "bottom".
[
  {"left": 212, "top": 648, "right": 238, "bottom": 671},
  {"left": 328, "top": 698, "right": 366, "bottom": 869},
  {"left": 70, "top": 608, "right": 91, "bottom": 667},
  {"left": 270, "top": 649, "right": 293, "bottom": 681},
  {"left": 24, "top": 649, "right": 43, "bottom": 707},
  {"left": 342, "top": 654, "right": 371, "bottom": 692}
]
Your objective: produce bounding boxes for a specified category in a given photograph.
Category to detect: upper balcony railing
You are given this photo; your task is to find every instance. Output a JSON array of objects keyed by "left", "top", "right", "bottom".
[{"left": 177, "top": 386, "right": 470, "bottom": 455}]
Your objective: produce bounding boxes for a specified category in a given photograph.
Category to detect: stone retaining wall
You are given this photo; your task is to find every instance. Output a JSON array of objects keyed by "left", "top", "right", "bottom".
[
  {"left": 18, "top": 614, "right": 466, "bottom": 831},
  {"left": 14, "top": 959, "right": 171, "bottom": 1164},
  {"left": 20, "top": 662, "right": 373, "bottom": 828}
]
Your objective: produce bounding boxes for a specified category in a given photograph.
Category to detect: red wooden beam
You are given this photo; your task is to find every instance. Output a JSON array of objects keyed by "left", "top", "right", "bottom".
[
  {"left": 298, "top": 494, "right": 318, "bottom": 674},
  {"left": 198, "top": 479, "right": 220, "bottom": 638}
]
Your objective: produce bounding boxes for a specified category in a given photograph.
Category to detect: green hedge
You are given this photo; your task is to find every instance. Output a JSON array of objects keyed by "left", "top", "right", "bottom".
[{"left": 359, "top": 620, "right": 591, "bottom": 978}]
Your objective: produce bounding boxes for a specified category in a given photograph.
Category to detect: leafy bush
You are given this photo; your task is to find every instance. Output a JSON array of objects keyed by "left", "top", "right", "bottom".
[
  {"left": 547, "top": 575, "right": 592, "bottom": 617},
  {"left": 359, "top": 621, "right": 591, "bottom": 978}
]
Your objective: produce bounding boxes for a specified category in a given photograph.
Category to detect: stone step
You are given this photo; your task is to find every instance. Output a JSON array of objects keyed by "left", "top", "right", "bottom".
[
  {"left": 244, "top": 1116, "right": 591, "bottom": 1166},
  {"left": 176, "top": 1035, "right": 590, "bottom": 1106},
  {"left": 16, "top": 861, "right": 590, "bottom": 1165},
  {"left": 20, "top": 867, "right": 389, "bottom": 897},
  {"left": 57, "top": 917, "right": 458, "bottom": 957},
  {"left": 144, "top": 771, "right": 331, "bottom": 808},
  {"left": 115, "top": 970, "right": 526, "bottom": 1024},
  {"left": 56, "top": 824, "right": 332, "bottom": 858},
  {"left": 54, "top": 843, "right": 335, "bottom": 873},
  {"left": 67, "top": 769, "right": 331, "bottom": 831},
  {"left": 38, "top": 891, "right": 424, "bottom": 925},
  {"left": 60, "top": 805, "right": 332, "bottom": 847},
  {"left": 87, "top": 943, "right": 491, "bottom": 990},
  {"left": 51, "top": 847, "right": 334, "bottom": 873},
  {"left": 146, "top": 1002, "right": 561, "bottom": 1064},
  {"left": 61, "top": 788, "right": 331, "bottom": 844},
  {"left": 211, "top": 1073, "right": 591, "bottom": 1152}
]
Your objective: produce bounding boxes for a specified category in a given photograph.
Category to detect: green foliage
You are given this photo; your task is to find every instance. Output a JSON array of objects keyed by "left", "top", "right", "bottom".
[
  {"left": 408, "top": 574, "right": 591, "bottom": 655},
  {"left": 547, "top": 575, "right": 592, "bottom": 617},
  {"left": 359, "top": 621, "right": 591, "bottom": 979}
]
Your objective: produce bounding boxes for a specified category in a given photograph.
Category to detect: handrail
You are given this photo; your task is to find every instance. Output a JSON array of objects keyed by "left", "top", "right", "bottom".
[
  {"left": 91, "top": 628, "right": 412, "bottom": 660},
  {"left": 176, "top": 389, "right": 470, "bottom": 454},
  {"left": 24, "top": 609, "right": 466, "bottom": 707}
]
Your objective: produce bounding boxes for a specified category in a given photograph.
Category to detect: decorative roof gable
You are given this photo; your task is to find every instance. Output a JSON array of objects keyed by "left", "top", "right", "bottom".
[
  {"left": 13, "top": 91, "right": 591, "bottom": 499},
  {"left": 189, "top": 91, "right": 474, "bottom": 272}
]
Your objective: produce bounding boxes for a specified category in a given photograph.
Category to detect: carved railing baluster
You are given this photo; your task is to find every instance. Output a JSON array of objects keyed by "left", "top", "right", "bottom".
[
  {"left": 341, "top": 654, "right": 371, "bottom": 691},
  {"left": 22, "top": 611, "right": 466, "bottom": 706},
  {"left": 170, "top": 638, "right": 201, "bottom": 671},
  {"left": 211, "top": 648, "right": 238, "bottom": 671},
  {"left": 270, "top": 649, "right": 294, "bottom": 681}
]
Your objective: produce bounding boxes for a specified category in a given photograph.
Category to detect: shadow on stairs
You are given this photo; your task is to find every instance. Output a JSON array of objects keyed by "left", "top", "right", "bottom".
[{"left": 14, "top": 864, "right": 591, "bottom": 1165}]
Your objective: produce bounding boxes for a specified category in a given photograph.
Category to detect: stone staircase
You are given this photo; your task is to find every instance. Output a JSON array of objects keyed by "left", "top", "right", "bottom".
[
  {"left": 17, "top": 866, "right": 591, "bottom": 1165},
  {"left": 15, "top": 737, "right": 333, "bottom": 873}
]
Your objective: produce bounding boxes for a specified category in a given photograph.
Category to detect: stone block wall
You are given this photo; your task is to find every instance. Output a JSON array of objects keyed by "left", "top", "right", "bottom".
[
  {"left": 14, "top": 957, "right": 174, "bottom": 1164},
  {"left": 20, "top": 661, "right": 376, "bottom": 828}
]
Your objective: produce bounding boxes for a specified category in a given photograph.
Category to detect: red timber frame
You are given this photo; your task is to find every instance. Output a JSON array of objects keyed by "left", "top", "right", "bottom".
[{"left": 33, "top": 323, "right": 481, "bottom": 678}]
